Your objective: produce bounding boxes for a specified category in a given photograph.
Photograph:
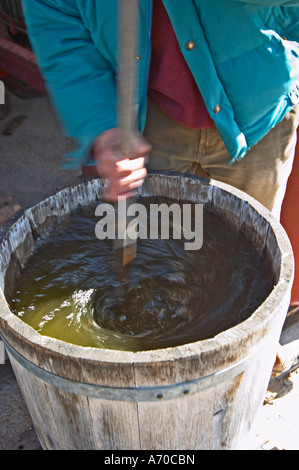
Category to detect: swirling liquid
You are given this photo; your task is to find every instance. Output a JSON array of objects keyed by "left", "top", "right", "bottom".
[{"left": 10, "top": 197, "right": 274, "bottom": 351}]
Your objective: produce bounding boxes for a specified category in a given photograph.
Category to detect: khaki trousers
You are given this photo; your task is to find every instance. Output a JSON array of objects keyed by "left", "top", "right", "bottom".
[{"left": 144, "top": 98, "right": 299, "bottom": 220}]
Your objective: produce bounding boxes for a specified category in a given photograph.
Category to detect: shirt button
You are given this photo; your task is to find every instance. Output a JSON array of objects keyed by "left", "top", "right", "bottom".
[
  {"left": 136, "top": 55, "right": 142, "bottom": 60},
  {"left": 185, "top": 41, "right": 196, "bottom": 50},
  {"left": 214, "top": 104, "right": 221, "bottom": 114}
]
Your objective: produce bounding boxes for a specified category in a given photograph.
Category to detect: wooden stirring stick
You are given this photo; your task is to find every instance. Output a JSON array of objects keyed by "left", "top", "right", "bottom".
[{"left": 114, "top": 0, "right": 140, "bottom": 268}]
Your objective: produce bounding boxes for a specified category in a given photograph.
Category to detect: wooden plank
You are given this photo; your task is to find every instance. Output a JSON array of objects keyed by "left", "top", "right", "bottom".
[
  {"left": 8, "top": 357, "right": 62, "bottom": 450},
  {"left": 0, "top": 37, "right": 46, "bottom": 93},
  {"left": 44, "top": 384, "right": 96, "bottom": 450},
  {"left": 87, "top": 398, "right": 140, "bottom": 450}
]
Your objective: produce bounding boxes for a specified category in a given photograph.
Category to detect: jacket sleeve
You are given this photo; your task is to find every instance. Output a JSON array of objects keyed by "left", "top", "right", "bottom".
[
  {"left": 231, "top": 1, "right": 299, "bottom": 42},
  {"left": 232, "top": 1, "right": 299, "bottom": 4},
  {"left": 22, "top": 0, "right": 118, "bottom": 170}
]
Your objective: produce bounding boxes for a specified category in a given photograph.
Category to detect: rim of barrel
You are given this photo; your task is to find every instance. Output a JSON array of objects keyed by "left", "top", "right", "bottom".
[{"left": 0, "top": 172, "right": 294, "bottom": 366}]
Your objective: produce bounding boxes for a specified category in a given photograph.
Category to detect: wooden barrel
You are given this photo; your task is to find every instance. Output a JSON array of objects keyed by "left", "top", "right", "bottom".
[
  {"left": 281, "top": 127, "right": 299, "bottom": 305},
  {"left": 0, "top": 173, "right": 294, "bottom": 450}
]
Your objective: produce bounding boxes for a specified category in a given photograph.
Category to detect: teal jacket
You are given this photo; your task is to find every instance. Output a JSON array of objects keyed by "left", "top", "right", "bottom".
[{"left": 22, "top": 0, "right": 299, "bottom": 169}]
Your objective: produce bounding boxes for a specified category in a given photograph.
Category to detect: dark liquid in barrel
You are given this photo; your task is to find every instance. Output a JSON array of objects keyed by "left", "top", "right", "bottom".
[{"left": 10, "top": 197, "right": 274, "bottom": 351}]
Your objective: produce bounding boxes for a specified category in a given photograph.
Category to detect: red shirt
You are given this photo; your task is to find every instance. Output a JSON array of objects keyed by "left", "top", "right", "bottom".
[{"left": 148, "top": 0, "right": 214, "bottom": 129}]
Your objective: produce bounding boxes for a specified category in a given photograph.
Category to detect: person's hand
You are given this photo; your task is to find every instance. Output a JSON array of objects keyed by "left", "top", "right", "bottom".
[{"left": 93, "top": 128, "right": 151, "bottom": 202}]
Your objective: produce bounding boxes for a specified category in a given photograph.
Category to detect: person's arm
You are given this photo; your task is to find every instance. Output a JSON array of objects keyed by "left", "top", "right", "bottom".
[
  {"left": 22, "top": 0, "right": 150, "bottom": 200},
  {"left": 22, "top": 0, "right": 118, "bottom": 169}
]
